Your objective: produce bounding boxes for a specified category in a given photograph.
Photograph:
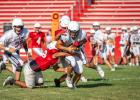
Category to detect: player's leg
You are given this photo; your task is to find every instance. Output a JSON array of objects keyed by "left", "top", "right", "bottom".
[
  {"left": 35, "top": 71, "right": 44, "bottom": 86},
  {"left": 54, "top": 57, "right": 73, "bottom": 88},
  {"left": 8, "top": 53, "right": 24, "bottom": 81},
  {"left": 3, "top": 63, "right": 31, "bottom": 88},
  {"left": 71, "top": 57, "right": 83, "bottom": 88}
]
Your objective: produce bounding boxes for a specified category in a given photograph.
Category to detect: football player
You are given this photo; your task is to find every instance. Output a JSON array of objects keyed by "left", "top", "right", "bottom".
[
  {"left": 3, "top": 41, "right": 74, "bottom": 88},
  {"left": 27, "top": 22, "right": 46, "bottom": 58},
  {"left": 0, "top": 18, "right": 30, "bottom": 82}
]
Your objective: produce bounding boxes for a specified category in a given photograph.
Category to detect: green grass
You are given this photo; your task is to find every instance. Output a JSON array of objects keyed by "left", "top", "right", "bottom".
[{"left": 0, "top": 65, "right": 140, "bottom": 100}]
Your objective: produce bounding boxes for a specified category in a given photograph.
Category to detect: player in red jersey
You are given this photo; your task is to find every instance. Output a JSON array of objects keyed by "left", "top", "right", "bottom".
[
  {"left": 27, "top": 23, "right": 46, "bottom": 58},
  {"left": 3, "top": 41, "right": 75, "bottom": 88},
  {"left": 55, "top": 15, "right": 70, "bottom": 40}
]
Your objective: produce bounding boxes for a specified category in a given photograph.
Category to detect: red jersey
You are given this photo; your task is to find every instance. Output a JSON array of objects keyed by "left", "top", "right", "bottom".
[
  {"left": 29, "top": 32, "right": 45, "bottom": 48},
  {"left": 35, "top": 49, "right": 58, "bottom": 71},
  {"left": 55, "top": 29, "right": 67, "bottom": 36}
]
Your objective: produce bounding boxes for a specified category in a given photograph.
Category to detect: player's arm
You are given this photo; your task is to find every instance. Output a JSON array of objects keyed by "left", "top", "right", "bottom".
[
  {"left": 52, "top": 52, "right": 78, "bottom": 58},
  {"left": 41, "top": 34, "right": 47, "bottom": 48},
  {"left": 73, "top": 38, "right": 87, "bottom": 47},
  {"left": 56, "top": 39, "right": 77, "bottom": 53}
]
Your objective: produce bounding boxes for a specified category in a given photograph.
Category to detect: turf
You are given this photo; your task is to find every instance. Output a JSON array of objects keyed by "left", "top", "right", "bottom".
[{"left": 0, "top": 65, "right": 140, "bottom": 100}]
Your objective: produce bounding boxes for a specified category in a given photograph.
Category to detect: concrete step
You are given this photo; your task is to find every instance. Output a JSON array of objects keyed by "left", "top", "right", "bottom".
[
  {"left": 83, "top": 12, "right": 140, "bottom": 16},
  {"left": 91, "top": 4, "right": 140, "bottom": 8},
  {"left": 0, "top": 5, "right": 72, "bottom": 8},
  {"left": 87, "top": 8, "right": 140, "bottom": 12},
  {"left": 0, "top": 8, "right": 69, "bottom": 12},
  {"left": 80, "top": 24, "right": 137, "bottom": 29},
  {"left": 0, "top": 13, "right": 64, "bottom": 16},
  {"left": 79, "top": 21, "right": 140, "bottom": 25},
  {"left": 0, "top": 1, "right": 76, "bottom": 4},
  {"left": 80, "top": 16, "right": 140, "bottom": 19},
  {"left": 95, "top": 1, "right": 140, "bottom": 4},
  {"left": 80, "top": 17, "right": 140, "bottom": 21}
]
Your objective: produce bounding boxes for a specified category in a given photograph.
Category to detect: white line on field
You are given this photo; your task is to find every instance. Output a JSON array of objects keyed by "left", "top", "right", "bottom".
[
  {"left": 107, "top": 77, "right": 140, "bottom": 81},
  {"left": 0, "top": 89, "right": 8, "bottom": 92}
]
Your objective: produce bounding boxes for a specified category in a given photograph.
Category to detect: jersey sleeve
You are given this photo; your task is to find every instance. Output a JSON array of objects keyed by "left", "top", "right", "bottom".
[
  {"left": 0, "top": 31, "right": 11, "bottom": 46},
  {"left": 23, "top": 28, "right": 29, "bottom": 40},
  {"left": 78, "top": 30, "right": 86, "bottom": 41}
]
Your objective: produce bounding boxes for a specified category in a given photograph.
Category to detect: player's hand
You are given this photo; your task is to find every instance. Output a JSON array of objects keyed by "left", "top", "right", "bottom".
[
  {"left": 8, "top": 47, "right": 16, "bottom": 53},
  {"left": 67, "top": 45, "right": 78, "bottom": 53}
]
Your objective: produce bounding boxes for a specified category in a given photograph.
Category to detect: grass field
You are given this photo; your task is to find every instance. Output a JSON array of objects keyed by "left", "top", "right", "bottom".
[{"left": 0, "top": 65, "right": 140, "bottom": 100}]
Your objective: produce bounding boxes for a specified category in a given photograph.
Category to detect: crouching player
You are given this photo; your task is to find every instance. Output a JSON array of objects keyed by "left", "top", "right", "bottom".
[{"left": 3, "top": 41, "right": 74, "bottom": 88}]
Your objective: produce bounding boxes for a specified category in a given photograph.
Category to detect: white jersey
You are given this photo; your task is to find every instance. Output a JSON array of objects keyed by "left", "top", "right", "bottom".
[
  {"left": 60, "top": 29, "right": 87, "bottom": 65},
  {"left": 93, "top": 30, "right": 105, "bottom": 44},
  {"left": 120, "top": 32, "right": 129, "bottom": 45},
  {"left": 130, "top": 33, "right": 140, "bottom": 47},
  {"left": 0, "top": 28, "right": 29, "bottom": 50},
  {"left": 105, "top": 33, "right": 116, "bottom": 40},
  {"left": 60, "top": 30, "right": 86, "bottom": 46}
]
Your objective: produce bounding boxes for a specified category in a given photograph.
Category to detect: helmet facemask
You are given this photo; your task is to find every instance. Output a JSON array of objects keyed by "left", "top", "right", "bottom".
[
  {"left": 13, "top": 25, "right": 24, "bottom": 35},
  {"left": 69, "top": 30, "right": 79, "bottom": 40},
  {"left": 12, "top": 18, "right": 24, "bottom": 34}
]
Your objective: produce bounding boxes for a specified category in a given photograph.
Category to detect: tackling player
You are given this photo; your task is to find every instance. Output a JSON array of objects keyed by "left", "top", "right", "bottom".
[{"left": 3, "top": 41, "right": 74, "bottom": 88}]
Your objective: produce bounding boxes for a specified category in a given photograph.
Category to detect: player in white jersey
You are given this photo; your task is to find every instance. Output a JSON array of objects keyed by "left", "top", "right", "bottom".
[
  {"left": 103, "top": 27, "right": 118, "bottom": 68},
  {"left": 0, "top": 18, "right": 30, "bottom": 82},
  {"left": 68, "top": 21, "right": 105, "bottom": 79},
  {"left": 91, "top": 22, "right": 114, "bottom": 71},
  {"left": 91, "top": 22, "right": 104, "bottom": 66},
  {"left": 129, "top": 26, "right": 140, "bottom": 66},
  {"left": 119, "top": 26, "right": 129, "bottom": 65}
]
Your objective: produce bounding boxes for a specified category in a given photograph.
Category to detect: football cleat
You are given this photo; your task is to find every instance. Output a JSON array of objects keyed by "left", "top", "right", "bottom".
[
  {"left": 80, "top": 76, "right": 87, "bottom": 82},
  {"left": 54, "top": 78, "right": 60, "bottom": 87},
  {"left": 111, "top": 67, "right": 115, "bottom": 71},
  {"left": 65, "top": 76, "right": 73, "bottom": 88},
  {"left": 3, "top": 76, "right": 15, "bottom": 87},
  {"left": 96, "top": 66, "right": 105, "bottom": 78}
]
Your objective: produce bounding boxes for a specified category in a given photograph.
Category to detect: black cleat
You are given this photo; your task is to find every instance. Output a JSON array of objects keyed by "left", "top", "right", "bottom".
[
  {"left": 3, "top": 76, "right": 15, "bottom": 87},
  {"left": 54, "top": 78, "right": 60, "bottom": 87}
]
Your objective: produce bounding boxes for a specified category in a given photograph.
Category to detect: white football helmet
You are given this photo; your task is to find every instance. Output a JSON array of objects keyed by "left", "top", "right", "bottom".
[
  {"left": 132, "top": 26, "right": 138, "bottom": 31},
  {"left": 121, "top": 26, "right": 127, "bottom": 30},
  {"left": 60, "top": 19, "right": 70, "bottom": 28},
  {"left": 90, "top": 29, "right": 95, "bottom": 34},
  {"left": 105, "top": 27, "right": 111, "bottom": 31},
  {"left": 34, "top": 22, "right": 41, "bottom": 28},
  {"left": 92, "top": 22, "right": 100, "bottom": 26},
  {"left": 60, "top": 15, "right": 70, "bottom": 22},
  {"left": 68, "top": 21, "right": 80, "bottom": 32},
  {"left": 12, "top": 18, "right": 24, "bottom": 26}
]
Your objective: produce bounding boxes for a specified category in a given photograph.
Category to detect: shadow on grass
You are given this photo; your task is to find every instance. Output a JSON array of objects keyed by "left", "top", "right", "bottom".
[
  {"left": 78, "top": 83, "right": 113, "bottom": 88},
  {"left": 87, "top": 78, "right": 105, "bottom": 81}
]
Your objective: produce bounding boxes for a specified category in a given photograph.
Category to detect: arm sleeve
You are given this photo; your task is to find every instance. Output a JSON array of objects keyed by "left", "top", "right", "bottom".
[
  {"left": 0, "top": 31, "right": 10, "bottom": 46},
  {"left": 80, "top": 30, "right": 87, "bottom": 41},
  {"left": 23, "top": 40, "right": 28, "bottom": 53}
]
